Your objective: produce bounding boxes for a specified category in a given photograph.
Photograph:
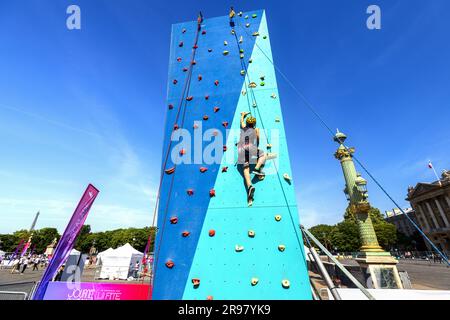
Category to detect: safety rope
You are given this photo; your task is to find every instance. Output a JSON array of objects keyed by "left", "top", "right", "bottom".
[
  {"left": 149, "top": 15, "right": 204, "bottom": 286},
  {"left": 236, "top": 22, "right": 450, "bottom": 265}
]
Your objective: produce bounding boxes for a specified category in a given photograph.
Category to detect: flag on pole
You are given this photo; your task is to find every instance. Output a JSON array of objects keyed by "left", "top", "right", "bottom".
[{"left": 428, "top": 161, "right": 433, "bottom": 169}]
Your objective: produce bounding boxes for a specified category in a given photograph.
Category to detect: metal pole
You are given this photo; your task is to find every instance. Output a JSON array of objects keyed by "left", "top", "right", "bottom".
[
  {"left": 307, "top": 244, "right": 342, "bottom": 300},
  {"left": 301, "top": 225, "right": 376, "bottom": 300}
]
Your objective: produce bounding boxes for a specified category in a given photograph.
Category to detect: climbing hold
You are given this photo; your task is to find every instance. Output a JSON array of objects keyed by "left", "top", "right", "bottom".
[
  {"left": 203, "top": 115, "right": 209, "bottom": 121},
  {"left": 248, "top": 230, "right": 255, "bottom": 238},
  {"left": 179, "top": 41, "right": 184, "bottom": 47},
  {"left": 230, "top": 29, "right": 235, "bottom": 35},
  {"left": 222, "top": 121, "right": 228, "bottom": 128},
  {"left": 235, "top": 245, "right": 244, "bottom": 252},
  {"left": 177, "top": 57, "right": 182, "bottom": 62},
  {"left": 182, "top": 231, "right": 190, "bottom": 237},
  {"left": 238, "top": 11, "right": 243, "bottom": 17},
  {"left": 198, "top": 75, "right": 202, "bottom": 81},
  {"left": 275, "top": 215, "right": 282, "bottom": 222},
  {"left": 165, "top": 260, "right": 174, "bottom": 268},
  {"left": 186, "top": 96, "right": 193, "bottom": 101},
  {"left": 248, "top": 82, "right": 257, "bottom": 88},
  {"left": 193, "top": 124, "right": 199, "bottom": 129},
  {"left": 165, "top": 167, "right": 175, "bottom": 175},
  {"left": 278, "top": 244, "right": 286, "bottom": 252},
  {"left": 191, "top": 60, "right": 197, "bottom": 65},
  {"left": 283, "top": 173, "right": 292, "bottom": 181},
  {"left": 248, "top": 59, "right": 253, "bottom": 63},
  {"left": 282, "top": 280, "right": 290, "bottom": 289},
  {"left": 213, "top": 106, "right": 220, "bottom": 113},
  {"left": 205, "top": 95, "right": 210, "bottom": 100},
  {"left": 214, "top": 80, "right": 219, "bottom": 86},
  {"left": 223, "top": 145, "right": 227, "bottom": 152},
  {"left": 209, "top": 189, "right": 216, "bottom": 197},
  {"left": 182, "top": 67, "right": 188, "bottom": 72},
  {"left": 192, "top": 278, "right": 200, "bottom": 288},
  {"left": 168, "top": 104, "right": 174, "bottom": 110},
  {"left": 179, "top": 149, "right": 186, "bottom": 156},
  {"left": 207, "top": 296, "right": 213, "bottom": 300},
  {"left": 170, "top": 216, "right": 178, "bottom": 224},
  {"left": 263, "top": 35, "right": 267, "bottom": 39},
  {"left": 202, "top": 30, "right": 206, "bottom": 35},
  {"left": 252, "top": 102, "right": 257, "bottom": 108},
  {"left": 222, "top": 166, "right": 228, "bottom": 173},
  {"left": 252, "top": 14, "right": 257, "bottom": 18},
  {"left": 224, "top": 41, "right": 228, "bottom": 46},
  {"left": 208, "top": 229, "right": 215, "bottom": 237},
  {"left": 173, "top": 79, "right": 178, "bottom": 85},
  {"left": 193, "top": 44, "right": 198, "bottom": 49},
  {"left": 252, "top": 32, "right": 260, "bottom": 37},
  {"left": 275, "top": 117, "right": 280, "bottom": 122},
  {"left": 251, "top": 278, "right": 259, "bottom": 286},
  {"left": 271, "top": 93, "right": 277, "bottom": 99},
  {"left": 240, "top": 70, "right": 246, "bottom": 76},
  {"left": 241, "top": 90, "right": 247, "bottom": 96},
  {"left": 240, "top": 49, "right": 244, "bottom": 54},
  {"left": 182, "top": 28, "right": 186, "bottom": 33},
  {"left": 260, "top": 75, "right": 265, "bottom": 80},
  {"left": 208, "top": 48, "right": 212, "bottom": 52},
  {"left": 200, "top": 167, "right": 208, "bottom": 173},
  {"left": 239, "top": 36, "right": 243, "bottom": 43},
  {"left": 245, "top": 23, "right": 250, "bottom": 28},
  {"left": 240, "top": 54, "right": 244, "bottom": 59},
  {"left": 223, "top": 50, "right": 229, "bottom": 56},
  {"left": 245, "top": 15, "right": 249, "bottom": 19},
  {"left": 267, "top": 144, "right": 272, "bottom": 149},
  {"left": 260, "top": 82, "right": 265, "bottom": 86},
  {"left": 187, "top": 189, "right": 194, "bottom": 196},
  {"left": 173, "top": 124, "right": 179, "bottom": 131}
]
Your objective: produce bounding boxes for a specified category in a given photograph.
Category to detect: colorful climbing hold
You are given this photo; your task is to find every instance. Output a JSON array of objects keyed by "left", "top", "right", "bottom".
[
  {"left": 238, "top": 11, "right": 243, "bottom": 17},
  {"left": 213, "top": 106, "right": 220, "bottom": 113},
  {"left": 263, "top": 35, "right": 267, "bottom": 39},
  {"left": 245, "top": 15, "right": 249, "bottom": 19},
  {"left": 260, "top": 82, "right": 265, "bottom": 86},
  {"left": 187, "top": 189, "right": 194, "bottom": 196},
  {"left": 223, "top": 50, "right": 229, "bottom": 56},
  {"left": 283, "top": 173, "right": 292, "bottom": 181},
  {"left": 230, "top": 29, "right": 235, "bottom": 35},
  {"left": 242, "top": 90, "right": 247, "bottom": 96},
  {"left": 240, "top": 49, "right": 244, "bottom": 54},
  {"left": 170, "top": 216, "right": 178, "bottom": 224},
  {"left": 173, "top": 124, "right": 179, "bottom": 131},
  {"left": 177, "top": 57, "right": 182, "bottom": 62},
  {"left": 179, "top": 41, "right": 184, "bottom": 47},
  {"left": 248, "top": 59, "right": 253, "bottom": 63},
  {"left": 223, "top": 145, "right": 227, "bottom": 152},
  {"left": 275, "top": 117, "right": 280, "bottom": 122},
  {"left": 179, "top": 149, "right": 186, "bottom": 156},
  {"left": 214, "top": 80, "right": 219, "bottom": 86},
  {"left": 199, "top": 167, "right": 208, "bottom": 173},
  {"left": 251, "top": 278, "right": 259, "bottom": 286},
  {"left": 245, "top": 23, "right": 250, "bottom": 28},
  {"left": 193, "top": 123, "right": 199, "bottom": 129},
  {"left": 207, "top": 296, "right": 213, "bottom": 300},
  {"left": 182, "top": 67, "right": 188, "bottom": 72},
  {"left": 252, "top": 14, "right": 257, "bottom": 18},
  {"left": 165, "top": 167, "right": 175, "bottom": 175},
  {"left": 275, "top": 215, "right": 282, "bottom": 222},
  {"left": 282, "top": 280, "right": 290, "bottom": 289},
  {"left": 168, "top": 104, "right": 174, "bottom": 110},
  {"left": 209, "top": 189, "right": 216, "bottom": 197},
  {"left": 182, "top": 231, "right": 190, "bottom": 237},
  {"left": 208, "top": 48, "right": 212, "bottom": 52},
  {"left": 278, "top": 244, "right": 286, "bottom": 252},
  {"left": 252, "top": 102, "right": 257, "bottom": 108},
  {"left": 240, "top": 54, "right": 244, "bottom": 59},
  {"left": 222, "top": 166, "right": 228, "bottom": 173},
  {"left": 239, "top": 36, "right": 243, "bottom": 43},
  {"left": 173, "top": 79, "right": 178, "bottom": 85},
  {"left": 191, "top": 60, "right": 197, "bottom": 65},
  {"left": 240, "top": 70, "right": 246, "bottom": 76},
  {"left": 235, "top": 245, "right": 244, "bottom": 252},
  {"left": 193, "top": 44, "right": 198, "bottom": 49},
  {"left": 252, "top": 32, "right": 260, "bottom": 37},
  {"left": 222, "top": 121, "right": 228, "bottom": 128},
  {"left": 198, "top": 75, "right": 202, "bottom": 81},
  {"left": 203, "top": 115, "right": 209, "bottom": 121},
  {"left": 192, "top": 278, "right": 200, "bottom": 288},
  {"left": 186, "top": 96, "right": 193, "bottom": 101},
  {"left": 223, "top": 41, "right": 228, "bottom": 46},
  {"left": 271, "top": 93, "right": 277, "bottom": 99},
  {"left": 249, "top": 82, "right": 257, "bottom": 88},
  {"left": 208, "top": 229, "right": 215, "bottom": 237},
  {"left": 248, "top": 230, "right": 255, "bottom": 238},
  {"left": 202, "top": 30, "right": 206, "bottom": 35},
  {"left": 260, "top": 75, "right": 265, "bottom": 80},
  {"left": 205, "top": 95, "right": 210, "bottom": 100},
  {"left": 212, "top": 130, "right": 219, "bottom": 137},
  {"left": 267, "top": 143, "right": 272, "bottom": 149},
  {"left": 182, "top": 28, "right": 186, "bottom": 33},
  {"left": 165, "top": 260, "right": 175, "bottom": 268}
]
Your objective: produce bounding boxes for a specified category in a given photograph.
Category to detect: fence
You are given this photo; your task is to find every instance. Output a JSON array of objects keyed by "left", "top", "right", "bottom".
[{"left": 0, "top": 281, "right": 37, "bottom": 300}]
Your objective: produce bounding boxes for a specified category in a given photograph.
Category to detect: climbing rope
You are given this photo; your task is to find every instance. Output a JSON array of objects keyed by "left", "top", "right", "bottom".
[
  {"left": 236, "top": 21, "right": 450, "bottom": 265},
  {"left": 148, "top": 14, "right": 204, "bottom": 286}
]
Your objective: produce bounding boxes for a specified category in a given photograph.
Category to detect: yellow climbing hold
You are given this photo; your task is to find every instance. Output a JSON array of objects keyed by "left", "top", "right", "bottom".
[
  {"left": 278, "top": 244, "right": 286, "bottom": 252},
  {"left": 246, "top": 23, "right": 250, "bottom": 28},
  {"left": 275, "top": 215, "right": 282, "bottom": 222},
  {"left": 271, "top": 93, "right": 277, "bottom": 99},
  {"left": 224, "top": 41, "right": 228, "bottom": 46},
  {"left": 282, "top": 279, "right": 290, "bottom": 289},
  {"left": 267, "top": 143, "right": 272, "bottom": 149},
  {"left": 252, "top": 32, "right": 260, "bottom": 36},
  {"left": 240, "top": 70, "right": 246, "bottom": 76},
  {"left": 242, "top": 90, "right": 247, "bottom": 96},
  {"left": 248, "top": 82, "right": 257, "bottom": 88},
  {"left": 231, "top": 29, "right": 235, "bottom": 35},
  {"left": 240, "top": 53, "right": 244, "bottom": 59},
  {"left": 275, "top": 117, "right": 280, "bottom": 122},
  {"left": 223, "top": 50, "right": 229, "bottom": 56},
  {"left": 251, "top": 278, "right": 259, "bottom": 286},
  {"left": 245, "top": 15, "right": 249, "bottom": 19},
  {"left": 248, "top": 230, "right": 255, "bottom": 238}
]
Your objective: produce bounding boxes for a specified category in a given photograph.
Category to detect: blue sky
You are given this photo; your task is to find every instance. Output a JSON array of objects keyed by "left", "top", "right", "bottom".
[{"left": 0, "top": 0, "right": 449, "bottom": 233}]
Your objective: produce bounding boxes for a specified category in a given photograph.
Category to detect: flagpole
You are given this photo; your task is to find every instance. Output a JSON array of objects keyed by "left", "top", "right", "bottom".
[{"left": 429, "top": 160, "right": 442, "bottom": 187}]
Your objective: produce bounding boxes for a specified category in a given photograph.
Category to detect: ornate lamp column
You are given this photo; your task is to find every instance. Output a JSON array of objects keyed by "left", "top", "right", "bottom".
[{"left": 334, "top": 130, "right": 403, "bottom": 289}]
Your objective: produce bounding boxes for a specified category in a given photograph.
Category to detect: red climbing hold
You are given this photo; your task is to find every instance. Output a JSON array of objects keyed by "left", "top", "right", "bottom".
[
  {"left": 183, "top": 67, "right": 188, "bottom": 72},
  {"left": 203, "top": 115, "right": 209, "bottom": 120},
  {"left": 173, "top": 79, "right": 178, "bottom": 85},
  {"left": 182, "top": 231, "right": 190, "bottom": 237},
  {"left": 177, "top": 57, "right": 182, "bottom": 62},
  {"left": 186, "top": 96, "right": 193, "bottom": 101},
  {"left": 173, "top": 124, "right": 179, "bottom": 130},
  {"left": 168, "top": 104, "right": 174, "bottom": 110},
  {"left": 205, "top": 95, "right": 210, "bottom": 100},
  {"left": 187, "top": 189, "right": 194, "bottom": 196},
  {"left": 191, "top": 60, "right": 196, "bottom": 65},
  {"left": 223, "top": 145, "right": 228, "bottom": 152},
  {"left": 214, "top": 80, "right": 219, "bottom": 86},
  {"left": 179, "top": 41, "right": 184, "bottom": 47},
  {"left": 179, "top": 148, "right": 186, "bottom": 156},
  {"left": 209, "top": 189, "right": 216, "bottom": 197},
  {"left": 198, "top": 75, "right": 202, "bottom": 81},
  {"left": 170, "top": 217, "right": 178, "bottom": 224},
  {"left": 165, "top": 260, "right": 174, "bottom": 268},
  {"left": 202, "top": 30, "right": 206, "bottom": 35},
  {"left": 222, "top": 166, "right": 228, "bottom": 172},
  {"left": 207, "top": 296, "right": 213, "bottom": 300},
  {"left": 165, "top": 167, "right": 175, "bottom": 175},
  {"left": 214, "top": 106, "right": 220, "bottom": 113},
  {"left": 193, "top": 44, "right": 198, "bottom": 49},
  {"left": 200, "top": 167, "right": 208, "bottom": 173},
  {"left": 192, "top": 278, "right": 200, "bottom": 287},
  {"left": 209, "top": 230, "right": 216, "bottom": 237},
  {"left": 222, "top": 121, "right": 229, "bottom": 128}
]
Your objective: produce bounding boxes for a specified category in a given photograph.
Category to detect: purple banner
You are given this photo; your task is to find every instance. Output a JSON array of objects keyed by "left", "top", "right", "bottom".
[{"left": 33, "top": 184, "right": 99, "bottom": 300}]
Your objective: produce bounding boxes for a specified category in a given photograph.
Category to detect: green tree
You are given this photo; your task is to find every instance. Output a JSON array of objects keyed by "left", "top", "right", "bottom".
[
  {"left": 330, "top": 220, "right": 361, "bottom": 252},
  {"left": 308, "top": 224, "right": 336, "bottom": 250},
  {"left": 32, "top": 228, "right": 60, "bottom": 253}
]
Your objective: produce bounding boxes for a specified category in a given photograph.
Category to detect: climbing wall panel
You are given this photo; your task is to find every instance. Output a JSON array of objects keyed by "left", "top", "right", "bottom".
[{"left": 153, "top": 9, "right": 311, "bottom": 300}]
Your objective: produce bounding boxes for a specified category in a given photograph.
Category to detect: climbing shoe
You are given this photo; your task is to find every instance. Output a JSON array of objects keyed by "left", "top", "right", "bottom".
[{"left": 248, "top": 185, "right": 255, "bottom": 200}]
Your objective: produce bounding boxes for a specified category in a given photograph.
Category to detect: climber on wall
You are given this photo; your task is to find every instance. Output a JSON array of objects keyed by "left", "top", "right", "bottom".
[
  {"left": 238, "top": 111, "right": 267, "bottom": 206},
  {"left": 229, "top": 7, "right": 236, "bottom": 27}
]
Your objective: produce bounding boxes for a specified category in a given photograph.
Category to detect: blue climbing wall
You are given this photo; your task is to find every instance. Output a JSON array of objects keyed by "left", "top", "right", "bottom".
[{"left": 153, "top": 9, "right": 311, "bottom": 300}]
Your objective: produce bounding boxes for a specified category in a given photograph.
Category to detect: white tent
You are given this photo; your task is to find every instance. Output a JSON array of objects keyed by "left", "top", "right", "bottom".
[
  {"left": 96, "top": 243, "right": 143, "bottom": 280},
  {"left": 0, "top": 250, "right": 5, "bottom": 257}
]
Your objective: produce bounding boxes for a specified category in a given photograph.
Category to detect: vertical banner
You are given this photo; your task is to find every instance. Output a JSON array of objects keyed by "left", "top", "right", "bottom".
[{"left": 33, "top": 184, "right": 99, "bottom": 300}]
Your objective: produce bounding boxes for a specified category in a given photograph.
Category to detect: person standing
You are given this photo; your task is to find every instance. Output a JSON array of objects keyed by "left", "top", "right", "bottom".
[
  {"left": 20, "top": 256, "right": 29, "bottom": 274},
  {"left": 32, "top": 256, "right": 39, "bottom": 271}
]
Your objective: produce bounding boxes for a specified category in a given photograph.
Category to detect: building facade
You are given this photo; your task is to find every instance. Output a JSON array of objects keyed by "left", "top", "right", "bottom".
[
  {"left": 406, "top": 170, "right": 450, "bottom": 252},
  {"left": 385, "top": 208, "right": 417, "bottom": 237}
]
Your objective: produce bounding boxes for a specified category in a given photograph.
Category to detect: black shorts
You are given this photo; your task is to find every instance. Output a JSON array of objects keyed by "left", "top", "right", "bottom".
[{"left": 238, "top": 145, "right": 264, "bottom": 168}]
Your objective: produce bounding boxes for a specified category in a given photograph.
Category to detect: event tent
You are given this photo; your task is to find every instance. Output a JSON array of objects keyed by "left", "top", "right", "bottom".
[{"left": 96, "top": 243, "right": 143, "bottom": 280}]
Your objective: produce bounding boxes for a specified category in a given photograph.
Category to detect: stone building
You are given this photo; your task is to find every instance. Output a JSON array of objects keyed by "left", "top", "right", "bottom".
[
  {"left": 406, "top": 170, "right": 450, "bottom": 252},
  {"left": 385, "top": 208, "right": 417, "bottom": 237}
]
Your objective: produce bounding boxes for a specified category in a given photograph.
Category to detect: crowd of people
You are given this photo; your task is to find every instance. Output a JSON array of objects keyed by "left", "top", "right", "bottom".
[{"left": 1, "top": 254, "right": 50, "bottom": 274}]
